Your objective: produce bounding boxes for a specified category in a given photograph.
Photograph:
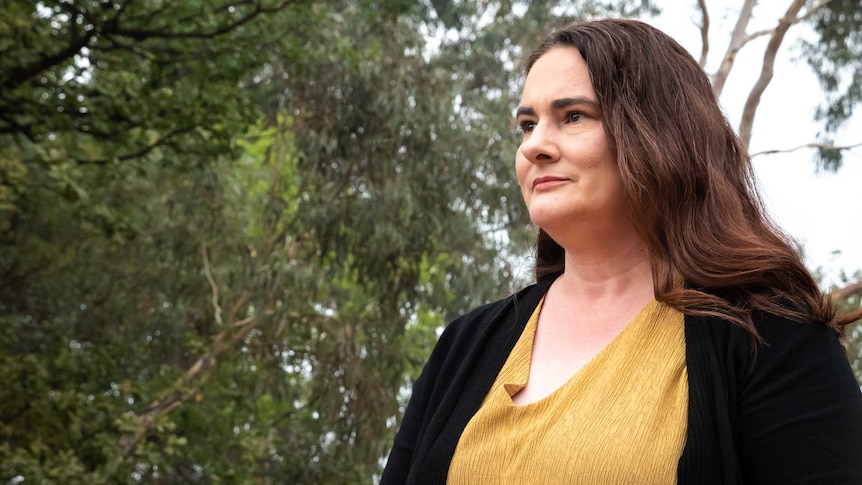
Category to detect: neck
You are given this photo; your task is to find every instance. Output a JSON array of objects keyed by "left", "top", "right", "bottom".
[{"left": 548, "top": 222, "right": 654, "bottom": 302}]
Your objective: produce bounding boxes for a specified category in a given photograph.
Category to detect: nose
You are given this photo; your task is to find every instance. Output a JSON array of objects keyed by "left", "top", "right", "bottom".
[{"left": 518, "top": 121, "right": 559, "bottom": 165}]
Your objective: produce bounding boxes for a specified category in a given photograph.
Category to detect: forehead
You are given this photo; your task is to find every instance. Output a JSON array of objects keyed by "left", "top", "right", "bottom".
[{"left": 520, "top": 46, "right": 595, "bottom": 103}]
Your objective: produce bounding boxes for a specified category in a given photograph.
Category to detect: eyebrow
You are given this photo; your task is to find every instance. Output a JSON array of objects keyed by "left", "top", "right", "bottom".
[{"left": 515, "top": 96, "right": 599, "bottom": 118}]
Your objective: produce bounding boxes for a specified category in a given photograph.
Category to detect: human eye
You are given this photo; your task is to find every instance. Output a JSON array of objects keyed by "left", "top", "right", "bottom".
[
  {"left": 518, "top": 119, "right": 536, "bottom": 134},
  {"left": 565, "top": 111, "right": 583, "bottom": 123}
]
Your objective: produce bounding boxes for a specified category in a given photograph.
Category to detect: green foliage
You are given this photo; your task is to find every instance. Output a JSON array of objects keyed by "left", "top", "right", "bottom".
[
  {"left": 802, "top": 0, "right": 862, "bottom": 170},
  {"left": 11, "top": 0, "right": 857, "bottom": 483},
  {"left": 0, "top": 0, "right": 305, "bottom": 221},
  {"left": 833, "top": 270, "right": 862, "bottom": 384}
]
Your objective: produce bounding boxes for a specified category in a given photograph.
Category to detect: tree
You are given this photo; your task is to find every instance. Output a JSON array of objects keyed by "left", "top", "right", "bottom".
[
  {"left": 2, "top": 0, "right": 648, "bottom": 482},
  {"left": 3, "top": 0, "right": 860, "bottom": 483},
  {"left": 698, "top": 0, "right": 861, "bottom": 165},
  {"left": 0, "top": 0, "right": 300, "bottom": 160},
  {"left": 691, "top": 0, "right": 862, "bottom": 305}
]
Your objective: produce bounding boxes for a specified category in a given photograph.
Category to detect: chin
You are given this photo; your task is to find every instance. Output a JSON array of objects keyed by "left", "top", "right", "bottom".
[{"left": 529, "top": 213, "right": 573, "bottom": 235}]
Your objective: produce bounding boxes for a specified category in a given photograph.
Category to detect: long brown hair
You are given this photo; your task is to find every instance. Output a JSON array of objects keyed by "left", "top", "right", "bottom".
[{"left": 526, "top": 19, "right": 861, "bottom": 336}]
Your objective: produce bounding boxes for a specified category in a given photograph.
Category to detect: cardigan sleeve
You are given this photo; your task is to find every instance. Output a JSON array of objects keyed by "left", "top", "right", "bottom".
[
  {"left": 381, "top": 361, "right": 431, "bottom": 484},
  {"left": 380, "top": 298, "right": 512, "bottom": 484},
  {"left": 734, "top": 316, "right": 862, "bottom": 484},
  {"left": 381, "top": 319, "right": 457, "bottom": 484},
  {"left": 381, "top": 277, "right": 556, "bottom": 484}
]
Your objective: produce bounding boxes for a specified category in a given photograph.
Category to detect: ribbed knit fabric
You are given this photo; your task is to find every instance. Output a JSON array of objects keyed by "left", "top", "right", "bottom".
[{"left": 448, "top": 297, "right": 688, "bottom": 484}]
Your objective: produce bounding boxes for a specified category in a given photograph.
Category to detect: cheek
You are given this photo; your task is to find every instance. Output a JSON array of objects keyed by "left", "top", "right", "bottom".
[
  {"left": 514, "top": 157, "right": 531, "bottom": 204},
  {"left": 600, "top": 165, "right": 627, "bottom": 207},
  {"left": 515, "top": 154, "right": 530, "bottom": 186}
]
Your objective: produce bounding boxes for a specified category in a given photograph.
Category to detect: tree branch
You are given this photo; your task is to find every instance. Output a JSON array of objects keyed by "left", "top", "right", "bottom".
[
  {"left": 743, "top": 28, "right": 775, "bottom": 43},
  {"left": 750, "top": 140, "right": 862, "bottom": 157},
  {"left": 711, "top": 0, "right": 757, "bottom": 96},
  {"left": 743, "top": 0, "right": 832, "bottom": 42},
  {"left": 1, "top": 29, "right": 97, "bottom": 92},
  {"left": 832, "top": 280, "right": 862, "bottom": 301},
  {"left": 696, "top": 0, "right": 710, "bottom": 67},
  {"left": 72, "top": 125, "right": 198, "bottom": 165},
  {"left": 798, "top": 0, "right": 835, "bottom": 22},
  {"left": 2, "top": 0, "right": 297, "bottom": 92},
  {"left": 202, "top": 242, "right": 223, "bottom": 326},
  {"left": 738, "top": 0, "right": 807, "bottom": 148},
  {"left": 110, "top": 0, "right": 297, "bottom": 41},
  {"left": 107, "top": 313, "right": 262, "bottom": 476},
  {"left": 103, "top": 236, "right": 275, "bottom": 476}
]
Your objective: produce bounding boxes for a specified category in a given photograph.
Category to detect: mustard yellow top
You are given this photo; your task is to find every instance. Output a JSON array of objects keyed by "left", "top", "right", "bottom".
[{"left": 448, "top": 297, "right": 688, "bottom": 484}]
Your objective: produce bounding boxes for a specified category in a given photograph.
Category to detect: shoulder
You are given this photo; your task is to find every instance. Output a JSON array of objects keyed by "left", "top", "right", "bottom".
[
  {"left": 739, "top": 313, "right": 855, "bottom": 399},
  {"left": 684, "top": 311, "right": 844, "bottom": 365},
  {"left": 735, "top": 316, "right": 862, "bottom": 482},
  {"left": 684, "top": 312, "right": 854, "bottom": 388},
  {"left": 684, "top": 312, "right": 862, "bottom": 483},
  {"left": 682, "top": 311, "right": 859, "bottom": 423}
]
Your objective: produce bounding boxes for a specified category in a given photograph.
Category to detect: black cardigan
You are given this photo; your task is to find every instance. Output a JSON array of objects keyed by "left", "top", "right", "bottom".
[{"left": 381, "top": 275, "right": 862, "bottom": 484}]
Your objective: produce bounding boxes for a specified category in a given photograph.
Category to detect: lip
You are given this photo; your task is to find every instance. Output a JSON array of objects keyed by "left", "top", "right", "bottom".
[{"left": 532, "top": 176, "right": 569, "bottom": 191}]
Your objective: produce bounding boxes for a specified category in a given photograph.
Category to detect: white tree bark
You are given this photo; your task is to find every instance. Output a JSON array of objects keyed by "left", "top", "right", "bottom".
[
  {"left": 711, "top": 0, "right": 757, "bottom": 96},
  {"left": 705, "top": 0, "right": 858, "bottom": 303},
  {"left": 737, "top": 0, "right": 807, "bottom": 147}
]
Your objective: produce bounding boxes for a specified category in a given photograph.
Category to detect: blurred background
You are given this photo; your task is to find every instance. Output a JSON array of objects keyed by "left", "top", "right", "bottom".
[{"left": 1, "top": 0, "right": 860, "bottom": 483}]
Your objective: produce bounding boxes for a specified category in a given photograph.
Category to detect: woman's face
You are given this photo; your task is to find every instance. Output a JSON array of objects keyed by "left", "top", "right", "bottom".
[{"left": 515, "top": 46, "right": 626, "bottom": 237}]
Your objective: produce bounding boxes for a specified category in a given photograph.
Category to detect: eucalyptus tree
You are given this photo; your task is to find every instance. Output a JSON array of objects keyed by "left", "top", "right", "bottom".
[
  {"left": 690, "top": 0, "right": 862, "bottom": 377},
  {"left": 7, "top": 0, "right": 859, "bottom": 483},
  {"left": 699, "top": 0, "right": 862, "bottom": 171}
]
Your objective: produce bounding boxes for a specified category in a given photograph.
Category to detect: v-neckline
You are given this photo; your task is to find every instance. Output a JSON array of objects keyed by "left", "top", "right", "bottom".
[{"left": 505, "top": 296, "right": 660, "bottom": 407}]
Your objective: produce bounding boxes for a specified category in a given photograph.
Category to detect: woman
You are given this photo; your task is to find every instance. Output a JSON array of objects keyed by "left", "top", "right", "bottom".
[{"left": 382, "top": 19, "right": 862, "bottom": 484}]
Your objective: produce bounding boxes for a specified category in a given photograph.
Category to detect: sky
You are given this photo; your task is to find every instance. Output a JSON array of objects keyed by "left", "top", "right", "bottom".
[{"left": 647, "top": 1, "right": 862, "bottom": 288}]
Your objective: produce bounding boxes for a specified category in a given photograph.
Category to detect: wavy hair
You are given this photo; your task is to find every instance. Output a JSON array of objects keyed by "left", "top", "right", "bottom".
[{"left": 526, "top": 19, "right": 860, "bottom": 336}]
